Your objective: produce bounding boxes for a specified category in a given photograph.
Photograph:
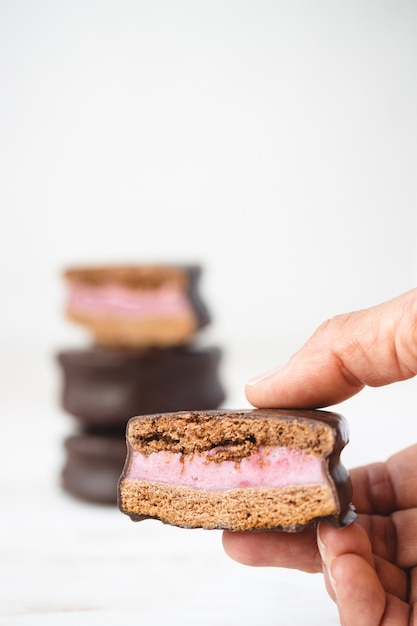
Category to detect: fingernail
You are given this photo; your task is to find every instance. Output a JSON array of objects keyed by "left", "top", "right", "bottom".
[
  {"left": 317, "top": 526, "right": 337, "bottom": 596},
  {"left": 326, "top": 558, "right": 338, "bottom": 597},
  {"left": 317, "top": 525, "right": 327, "bottom": 562},
  {"left": 246, "top": 364, "right": 286, "bottom": 387}
]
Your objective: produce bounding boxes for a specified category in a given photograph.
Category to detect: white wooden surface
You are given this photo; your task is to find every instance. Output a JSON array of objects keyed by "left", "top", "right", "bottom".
[{"left": 2, "top": 341, "right": 417, "bottom": 625}]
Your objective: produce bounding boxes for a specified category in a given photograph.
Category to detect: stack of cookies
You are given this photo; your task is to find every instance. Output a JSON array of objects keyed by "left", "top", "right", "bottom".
[{"left": 57, "top": 264, "right": 226, "bottom": 504}]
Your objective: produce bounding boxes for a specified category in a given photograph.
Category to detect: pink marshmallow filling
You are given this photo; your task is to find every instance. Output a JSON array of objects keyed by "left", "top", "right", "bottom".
[
  {"left": 66, "top": 282, "right": 192, "bottom": 318},
  {"left": 126, "top": 446, "right": 326, "bottom": 491}
]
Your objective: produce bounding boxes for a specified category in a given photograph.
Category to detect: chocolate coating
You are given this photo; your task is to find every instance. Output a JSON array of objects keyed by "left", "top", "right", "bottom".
[
  {"left": 62, "top": 434, "right": 126, "bottom": 505},
  {"left": 57, "top": 345, "right": 226, "bottom": 430}
]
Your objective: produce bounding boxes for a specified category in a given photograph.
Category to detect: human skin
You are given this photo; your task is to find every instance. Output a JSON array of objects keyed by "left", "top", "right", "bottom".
[{"left": 223, "top": 287, "right": 417, "bottom": 625}]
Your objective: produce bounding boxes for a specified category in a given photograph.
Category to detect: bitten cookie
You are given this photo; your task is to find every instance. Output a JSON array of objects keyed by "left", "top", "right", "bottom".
[
  {"left": 118, "top": 409, "right": 356, "bottom": 531},
  {"left": 64, "top": 264, "right": 210, "bottom": 347}
]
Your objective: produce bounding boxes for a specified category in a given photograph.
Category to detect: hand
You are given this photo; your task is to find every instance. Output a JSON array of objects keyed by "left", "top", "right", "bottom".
[{"left": 223, "top": 287, "right": 417, "bottom": 625}]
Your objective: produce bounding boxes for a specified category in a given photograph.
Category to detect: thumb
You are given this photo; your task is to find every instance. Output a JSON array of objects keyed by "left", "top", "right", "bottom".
[
  {"left": 246, "top": 288, "right": 417, "bottom": 409},
  {"left": 317, "top": 522, "right": 385, "bottom": 626}
]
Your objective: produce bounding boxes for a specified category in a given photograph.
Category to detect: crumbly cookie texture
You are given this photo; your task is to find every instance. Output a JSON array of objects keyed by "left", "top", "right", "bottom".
[{"left": 118, "top": 409, "right": 356, "bottom": 532}]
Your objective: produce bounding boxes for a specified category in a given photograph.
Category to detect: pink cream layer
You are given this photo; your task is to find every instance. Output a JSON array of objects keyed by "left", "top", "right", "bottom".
[
  {"left": 66, "top": 282, "right": 192, "bottom": 318},
  {"left": 126, "top": 447, "right": 326, "bottom": 491}
]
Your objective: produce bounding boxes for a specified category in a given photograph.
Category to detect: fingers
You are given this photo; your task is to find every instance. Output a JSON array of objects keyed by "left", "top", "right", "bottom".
[
  {"left": 221, "top": 526, "right": 322, "bottom": 573},
  {"left": 355, "top": 514, "right": 397, "bottom": 563},
  {"left": 346, "top": 445, "right": 417, "bottom": 516},
  {"left": 373, "top": 555, "right": 409, "bottom": 602},
  {"left": 246, "top": 288, "right": 417, "bottom": 409},
  {"left": 318, "top": 522, "right": 385, "bottom": 625},
  {"left": 349, "top": 463, "right": 396, "bottom": 516},
  {"left": 392, "top": 509, "right": 417, "bottom": 569},
  {"left": 222, "top": 521, "right": 412, "bottom": 624},
  {"left": 387, "top": 445, "right": 417, "bottom": 510},
  {"left": 330, "top": 554, "right": 386, "bottom": 626},
  {"left": 332, "top": 558, "right": 409, "bottom": 626},
  {"left": 317, "top": 522, "right": 384, "bottom": 624},
  {"left": 317, "top": 521, "right": 375, "bottom": 572},
  {"left": 349, "top": 445, "right": 417, "bottom": 571},
  {"left": 318, "top": 522, "right": 411, "bottom": 626}
]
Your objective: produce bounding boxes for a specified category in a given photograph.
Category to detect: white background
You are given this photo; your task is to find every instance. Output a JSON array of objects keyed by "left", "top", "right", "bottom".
[{"left": 1, "top": 1, "right": 417, "bottom": 624}]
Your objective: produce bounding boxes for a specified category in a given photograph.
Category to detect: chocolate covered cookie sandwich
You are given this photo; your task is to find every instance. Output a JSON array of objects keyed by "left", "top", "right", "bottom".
[
  {"left": 118, "top": 408, "right": 355, "bottom": 531},
  {"left": 64, "top": 264, "right": 210, "bottom": 348},
  {"left": 57, "top": 345, "right": 225, "bottom": 431}
]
